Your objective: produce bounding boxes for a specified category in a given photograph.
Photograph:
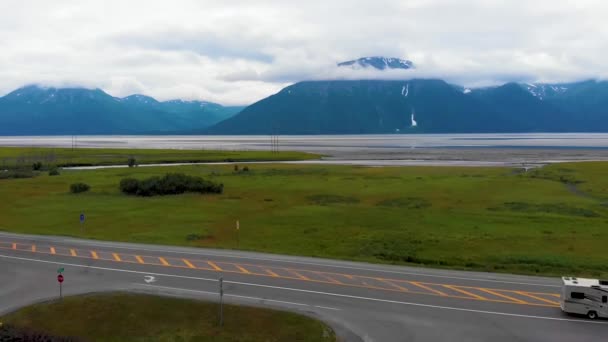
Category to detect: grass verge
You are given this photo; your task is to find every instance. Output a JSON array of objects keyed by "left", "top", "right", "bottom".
[
  {"left": 0, "top": 293, "right": 336, "bottom": 342},
  {"left": 0, "top": 147, "right": 320, "bottom": 168}
]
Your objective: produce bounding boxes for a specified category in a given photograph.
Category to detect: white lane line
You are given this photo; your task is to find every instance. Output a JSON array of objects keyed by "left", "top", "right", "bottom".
[
  {"left": 0, "top": 233, "right": 559, "bottom": 288},
  {"left": 0, "top": 253, "right": 598, "bottom": 325},
  {"left": 136, "top": 283, "right": 340, "bottom": 311}
]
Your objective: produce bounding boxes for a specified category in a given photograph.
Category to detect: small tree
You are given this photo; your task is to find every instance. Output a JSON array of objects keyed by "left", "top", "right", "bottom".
[
  {"left": 48, "top": 167, "right": 60, "bottom": 176},
  {"left": 32, "top": 162, "right": 43, "bottom": 171},
  {"left": 234, "top": 164, "right": 239, "bottom": 172},
  {"left": 128, "top": 157, "right": 137, "bottom": 168},
  {"left": 70, "top": 183, "right": 90, "bottom": 194}
]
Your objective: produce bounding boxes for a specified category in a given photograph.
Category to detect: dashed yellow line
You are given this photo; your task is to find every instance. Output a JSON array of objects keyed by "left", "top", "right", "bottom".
[
  {"left": 288, "top": 270, "right": 310, "bottom": 280},
  {"left": 12, "top": 243, "right": 16, "bottom": 250},
  {"left": 70, "top": 249, "right": 77, "bottom": 257},
  {"left": 31, "top": 245, "right": 36, "bottom": 252},
  {"left": 91, "top": 251, "right": 99, "bottom": 259},
  {"left": 235, "top": 265, "right": 251, "bottom": 274},
  {"left": 411, "top": 281, "right": 448, "bottom": 296},
  {"left": 443, "top": 285, "right": 487, "bottom": 300},
  {"left": 265, "top": 268, "right": 280, "bottom": 277},
  {"left": 207, "top": 261, "right": 222, "bottom": 271},
  {"left": 516, "top": 291, "right": 560, "bottom": 306},
  {"left": 378, "top": 278, "right": 409, "bottom": 292},
  {"left": 316, "top": 272, "right": 342, "bottom": 284},
  {"left": 183, "top": 259, "right": 195, "bottom": 269},
  {"left": 135, "top": 255, "right": 145, "bottom": 264},
  {"left": 50, "top": 247, "right": 56, "bottom": 255},
  {"left": 112, "top": 253, "right": 122, "bottom": 262},
  {"left": 478, "top": 288, "right": 527, "bottom": 304},
  {"left": 159, "top": 257, "right": 170, "bottom": 266}
]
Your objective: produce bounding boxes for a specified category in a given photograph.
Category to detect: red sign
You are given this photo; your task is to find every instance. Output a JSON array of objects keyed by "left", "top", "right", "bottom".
[{"left": 57, "top": 274, "right": 64, "bottom": 283}]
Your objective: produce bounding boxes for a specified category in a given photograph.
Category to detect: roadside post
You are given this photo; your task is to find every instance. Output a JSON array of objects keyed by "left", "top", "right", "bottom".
[
  {"left": 219, "top": 276, "right": 224, "bottom": 327},
  {"left": 80, "top": 213, "right": 85, "bottom": 234},
  {"left": 57, "top": 268, "right": 64, "bottom": 300},
  {"left": 236, "top": 220, "right": 240, "bottom": 248}
]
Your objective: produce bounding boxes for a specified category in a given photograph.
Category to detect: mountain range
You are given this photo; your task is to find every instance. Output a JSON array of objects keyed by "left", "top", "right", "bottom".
[
  {"left": 205, "top": 79, "right": 608, "bottom": 134},
  {"left": 0, "top": 85, "right": 243, "bottom": 135},
  {"left": 2, "top": 57, "right": 608, "bottom": 135}
]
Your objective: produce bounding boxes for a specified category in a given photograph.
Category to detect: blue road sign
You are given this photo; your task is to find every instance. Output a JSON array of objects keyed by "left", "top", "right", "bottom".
[{"left": 80, "top": 213, "right": 85, "bottom": 223}]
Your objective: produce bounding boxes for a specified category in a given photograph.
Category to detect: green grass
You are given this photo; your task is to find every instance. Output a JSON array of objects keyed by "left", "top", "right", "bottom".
[
  {"left": 0, "top": 147, "right": 319, "bottom": 168},
  {"left": 0, "top": 293, "right": 335, "bottom": 342},
  {"left": 0, "top": 157, "right": 607, "bottom": 277}
]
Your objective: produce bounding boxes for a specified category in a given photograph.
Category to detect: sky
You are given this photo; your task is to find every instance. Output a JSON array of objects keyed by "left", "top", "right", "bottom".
[{"left": 0, "top": 0, "right": 607, "bottom": 105}]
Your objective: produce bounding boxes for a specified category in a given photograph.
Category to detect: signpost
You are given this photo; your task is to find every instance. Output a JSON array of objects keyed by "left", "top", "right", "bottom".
[
  {"left": 57, "top": 268, "right": 64, "bottom": 300},
  {"left": 236, "top": 220, "right": 240, "bottom": 248},
  {"left": 80, "top": 213, "right": 85, "bottom": 234},
  {"left": 218, "top": 276, "right": 224, "bottom": 327}
]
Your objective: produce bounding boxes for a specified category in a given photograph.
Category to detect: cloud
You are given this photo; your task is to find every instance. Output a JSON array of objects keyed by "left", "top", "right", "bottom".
[{"left": 0, "top": 0, "right": 607, "bottom": 105}]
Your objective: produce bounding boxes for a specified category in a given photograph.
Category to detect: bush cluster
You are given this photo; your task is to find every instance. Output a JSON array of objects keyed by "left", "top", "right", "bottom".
[
  {"left": 0, "top": 170, "right": 35, "bottom": 180},
  {"left": 70, "top": 183, "right": 90, "bottom": 194},
  {"left": 0, "top": 324, "right": 80, "bottom": 342},
  {"left": 120, "top": 173, "right": 223, "bottom": 197},
  {"left": 49, "top": 167, "right": 60, "bottom": 176}
]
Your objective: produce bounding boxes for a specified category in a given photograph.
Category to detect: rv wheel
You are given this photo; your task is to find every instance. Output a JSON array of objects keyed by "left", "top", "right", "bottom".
[{"left": 587, "top": 311, "right": 598, "bottom": 320}]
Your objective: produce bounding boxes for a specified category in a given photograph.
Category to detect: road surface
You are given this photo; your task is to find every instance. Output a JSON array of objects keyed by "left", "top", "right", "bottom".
[{"left": 0, "top": 232, "right": 606, "bottom": 341}]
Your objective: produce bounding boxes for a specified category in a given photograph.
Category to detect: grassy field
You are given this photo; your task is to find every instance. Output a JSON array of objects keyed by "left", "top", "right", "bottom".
[
  {"left": 0, "top": 154, "right": 607, "bottom": 277},
  {"left": 1, "top": 293, "right": 335, "bottom": 342},
  {"left": 0, "top": 147, "right": 319, "bottom": 168}
]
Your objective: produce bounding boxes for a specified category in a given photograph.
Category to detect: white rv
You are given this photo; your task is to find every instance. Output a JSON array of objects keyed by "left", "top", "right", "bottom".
[{"left": 561, "top": 277, "right": 608, "bottom": 319}]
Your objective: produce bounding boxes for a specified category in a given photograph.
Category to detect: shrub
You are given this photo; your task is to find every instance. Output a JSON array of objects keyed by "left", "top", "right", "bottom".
[
  {"left": 32, "top": 161, "right": 43, "bottom": 170},
  {"left": 119, "top": 173, "right": 223, "bottom": 197},
  {"left": 0, "top": 324, "right": 80, "bottom": 342},
  {"left": 49, "top": 167, "right": 60, "bottom": 176},
  {"left": 234, "top": 164, "right": 239, "bottom": 172},
  {"left": 0, "top": 170, "right": 35, "bottom": 179},
  {"left": 70, "top": 182, "right": 90, "bottom": 194},
  {"left": 243, "top": 166, "right": 250, "bottom": 172},
  {"left": 128, "top": 157, "right": 137, "bottom": 168},
  {"left": 119, "top": 178, "right": 140, "bottom": 194}
]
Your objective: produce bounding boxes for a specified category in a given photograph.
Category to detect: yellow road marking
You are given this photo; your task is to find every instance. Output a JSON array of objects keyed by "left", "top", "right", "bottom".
[
  {"left": 265, "top": 268, "right": 280, "bottom": 277},
  {"left": 315, "top": 272, "right": 342, "bottom": 284},
  {"left": 207, "top": 261, "right": 222, "bottom": 271},
  {"left": 478, "top": 288, "right": 527, "bottom": 304},
  {"left": 0, "top": 239, "right": 564, "bottom": 309},
  {"left": 378, "top": 278, "right": 409, "bottom": 292},
  {"left": 443, "top": 285, "right": 487, "bottom": 300},
  {"left": 91, "top": 251, "right": 99, "bottom": 259},
  {"left": 411, "top": 282, "right": 448, "bottom": 296},
  {"left": 159, "top": 257, "right": 170, "bottom": 266},
  {"left": 112, "top": 253, "right": 122, "bottom": 262},
  {"left": 516, "top": 291, "right": 560, "bottom": 306},
  {"left": 235, "top": 265, "right": 251, "bottom": 274},
  {"left": 288, "top": 270, "right": 310, "bottom": 280},
  {"left": 50, "top": 247, "right": 56, "bottom": 255}
]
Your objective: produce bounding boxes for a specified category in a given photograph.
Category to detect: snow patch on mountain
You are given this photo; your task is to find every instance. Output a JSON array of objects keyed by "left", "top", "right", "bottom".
[
  {"left": 338, "top": 56, "right": 414, "bottom": 70},
  {"left": 401, "top": 84, "right": 409, "bottom": 97}
]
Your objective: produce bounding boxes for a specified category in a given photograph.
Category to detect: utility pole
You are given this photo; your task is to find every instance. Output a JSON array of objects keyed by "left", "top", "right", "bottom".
[{"left": 218, "top": 276, "right": 224, "bottom": 327}]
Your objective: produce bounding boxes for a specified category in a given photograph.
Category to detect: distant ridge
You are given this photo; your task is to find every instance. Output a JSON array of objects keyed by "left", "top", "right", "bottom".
[{"left": 0, "top": 85, "right": 244, "bottom": 135}]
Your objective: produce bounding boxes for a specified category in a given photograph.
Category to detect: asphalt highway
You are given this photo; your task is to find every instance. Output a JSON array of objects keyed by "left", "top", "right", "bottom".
[{"left": 0, "top": 232, "right": 606, "bottom": 341}]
